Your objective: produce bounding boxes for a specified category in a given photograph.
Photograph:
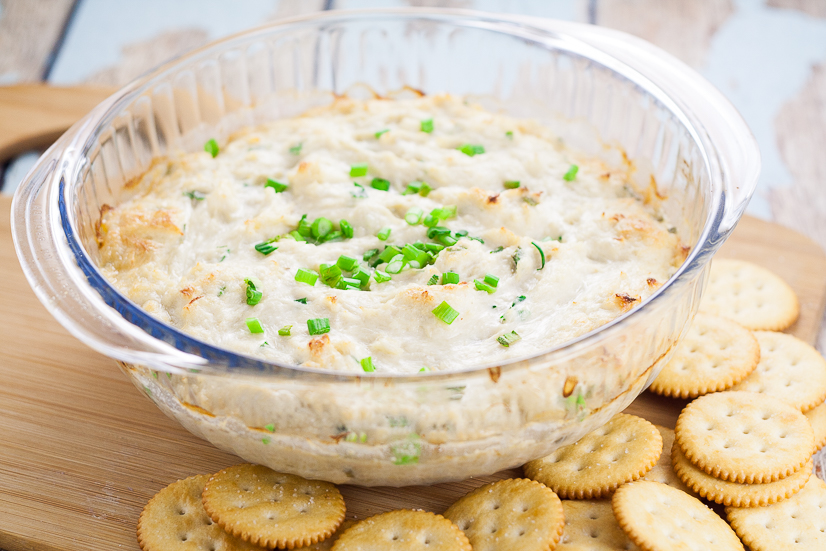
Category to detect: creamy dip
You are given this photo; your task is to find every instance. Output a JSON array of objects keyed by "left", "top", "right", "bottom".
[{"left": 99, "top": 95, "right": 683, "bottom": 374}]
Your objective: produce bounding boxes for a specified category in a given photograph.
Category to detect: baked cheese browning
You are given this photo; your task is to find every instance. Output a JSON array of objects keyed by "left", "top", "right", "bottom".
[{"left": 99, "top": 95, "right": 684, "bottom": 373}]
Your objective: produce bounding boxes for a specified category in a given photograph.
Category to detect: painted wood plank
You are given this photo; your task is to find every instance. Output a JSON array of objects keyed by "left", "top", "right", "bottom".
[{"left": 0, "top": 0, "right": 76, "bottom": 84}]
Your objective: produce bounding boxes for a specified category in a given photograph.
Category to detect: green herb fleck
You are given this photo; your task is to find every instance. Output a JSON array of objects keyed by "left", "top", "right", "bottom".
[
  {"left": 352, "top": 183, "right": 368, "bottom": 198},
  {"left": 377, "top": 227, "right": 391, "bottom": 241},
  {"left": 375, "top": 129, "right": 389, "bottom": 139},
  {"left": 246, "top": 317, "right": 264, "bottom": 334},
  {"left": 441, "top": 271, "right": 460, "bottom": 285},
  {"left": 474, "top": 279, "right": 496, "bottom": 294},
  {"left": 531, "top": 241, "right": 546, "bottom": 270},
  {"left": 262, "top": 437, "right": 271, "bottom": 445},
  {"left": 420, "top": 118, "right": 434, "bottom": 133},
  {"left": 289, "top": 143, "right": 302, "bottom": 155},
  {"left": 432, "top": 301, "right": 460, "bottom": 324},
  {"left": 265, "top": 178, "right": 288, "bottom": 193},
  {"left": 264, "top": 423, "right": 275, "bottom": 432},
  {"left": 371, "top": 178, "right": 391, "bottom": 191},
  {"left": 427, "top": 274, "right": 439, "bottom": 285},
  {"left": 204, "top": 138, "right": 219, "bottom": 158},
  {"left": 244, "top": 278, "right": 263, "bottom": 306},
  {"left": 278, "top": 325, "right": 292, "bottom": 336},
  {"left": 505, "top": 131, "right": 513, "bottom": 139},
  {"left": 458, "top": 144, "right": 485, "bottom": 157},
  {"left": 373, "top": 269, "right": 391, "bottom": 283},
  {"left": 295, "top": 268, "right": 318, "bottom": 286},
  {"left": 184, "top": 190, "right": 206, "bottom": 200},
  {"left": 295, "top": 297, "right": 308, "bottom": 304},
  {"left": 563, "top": 164, "right": 579, "bottom": 181},
  {"left": 361, "top": 357, "right": 375, "bottom": 372},
  {"left": 391, "top": 435, "right": 422, "bottom": 465},
  {"left": 497, "top": 331, "right": 521, "bottom": 347},
  {"left": 504, "top": 181, "right": 520, "bottom": 189},
  {"left": 350, "top": 163, "right": 369, "bottom": 177},
  {"left": 307, "top": 317, "right": 330, "bottom": 335},
  {"left": 491, "top": 246, "right": 504, "bottom": 254}
]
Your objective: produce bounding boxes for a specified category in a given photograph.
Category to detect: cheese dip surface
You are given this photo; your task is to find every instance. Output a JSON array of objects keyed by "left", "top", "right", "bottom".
[{"left": 99, "top": 95, "right": 684, "bottom": 374}]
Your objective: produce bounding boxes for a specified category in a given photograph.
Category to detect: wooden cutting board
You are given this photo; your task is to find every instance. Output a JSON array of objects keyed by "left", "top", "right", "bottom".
[{"left": 0, "top": 194, "right": 824, "bottom": 551}]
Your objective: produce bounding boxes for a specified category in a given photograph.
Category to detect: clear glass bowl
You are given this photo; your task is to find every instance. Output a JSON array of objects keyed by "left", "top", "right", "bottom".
[{"left": 12, "top": 9, "right": 759, "bottom": 486}]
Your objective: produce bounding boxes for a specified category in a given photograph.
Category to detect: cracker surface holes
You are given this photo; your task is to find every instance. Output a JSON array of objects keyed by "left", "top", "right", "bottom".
[
  {"left": 699, "top": 258, "right": 799, "bottom": 331},
  {"left": 524, "top": 413, "right": 662, "bottom": 499},
  {"left": 732, "top": 331, "right": 826, "bottom": 413},
  {"left": 331, "top": 510, "right": 471, "bottom": 551},
  {"left": 613, "top": 481, "right": 744, "bottom": 551},
  {"left": 649, "top": 314, "right": 759, "bottom": 398},
  {"left": 726, "top": 476, "right": 826, "bottom": 551},
  {"left": 443, "top": 478, "right": 564, "bottom": 551},
  {"left": 202, "top": 464, "right": 345, "bottom": 549},
  {"left": 137, "top": 474, "right": 264, "bottom": 551}
]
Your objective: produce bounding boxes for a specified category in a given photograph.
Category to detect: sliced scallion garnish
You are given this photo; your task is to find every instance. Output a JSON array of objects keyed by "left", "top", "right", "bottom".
[
  {"left": 255, "top": 238, "right": 278, "bottom": 256},
  {"left": 377, "top": 227, "right": 391, "bottom": 241},
  {"left": 311, "top": 217, "right": 333, "bottom": 240},
  {"left": 371, "top": 177, "right": 391, "bottom": 191},
  {"left": 289, "top": 143, "right": 302, "bottom": 155},
  {"left": 432, "top": 301, "right": 459, "bottom": 325},
  {"left": 307, "top": 318, "right": 330, "bottom": 335},
  {"left": 505, "top": 131, "right": 513, "bottom": 139},
  {"left": 427, "top": 274, "right": 439, "bottom": 285},
  {"left": 405, "top": 207, "right": 423, "bottom": 225},
  {"left": 385, "top": 254, "right": 405, "bottom": 274},
  {"left": 295, "top": 297, "right": 308, "bottom": 304},
  {"left": 430, "top": 205, "right": 457, "bottom": 220},
  {"left": 441, "top": 271, "right": 459, "bottom": 285},
  {"left": 352, "top": 182, "right": 368, "bottom": 198},
  {"left": 497, "top": 331, "right": 521, "bottom": 347},
  {"left": 361, "top": 357, "right": 376, "bottom": 372},
  {"left": 244, "top": 279, "right": 263, "bottom": 305},
  {"left": 265, "top": 178, "right": 288, "bottom": 193},
  {"left": 264, "top": 423, "right": 275, "bottom": 432},
  {"left": 458, "top": 144, "right": 485, "bottom": 157},
  {"left": 484, "top": 273, "right": 499, "bottom": 288},
  {"left": 504, "top": 181, "right": 520, "bottom": 189},
  {"left": 531, "top": 241, "right": 546, "bottom": 270},
  {"left": 246, "top": 317, "right": 264, "bottom": 334},
  {"left": 420, "top": 118, "right": 434, "bottom": 133},
  {"left": 563, "top": 164, "right": 579, "bottom": 181},
  {"left": 278, "top": 325, "right": 292, "bottom": 336},
  {"left": 340, "top": 220, "right": 354, "bottom": 238},
  {"left": 375, "top": 129, "right": 389, "bottom": 139},
  {"left": 336, "top": 255, "right": 358, "bottom": 272},
  {"left": 363, "top": 248, "right": 379, "bottom": 261},
  {"left": 204, "top": 138, "right": 219, "bottom": 158},
  {"left": 474, "top": 279, "right": 496, "bottom": 294},
  {"left": 350, "top": 163, "right": 368, "bottom": 177},
  {"left": 373, "top": 269, "right": 392, "bottom": 283},
  {"left": 295, "top": 268, "right": 318, "bottom": 286},
  {"left": 183, "top": 190, "right": 206, "bottom": 200}
]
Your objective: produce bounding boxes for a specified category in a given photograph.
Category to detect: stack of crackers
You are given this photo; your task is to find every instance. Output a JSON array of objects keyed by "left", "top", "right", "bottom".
[{"left": 137, "top": 259, "right": 826, "bottom": 551}]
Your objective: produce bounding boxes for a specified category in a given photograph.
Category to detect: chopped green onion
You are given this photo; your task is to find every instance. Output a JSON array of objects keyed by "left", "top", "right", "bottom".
[
  {"left": 531, "top": 241, "right": 546, "bottom": 270},
  {"left": 438, "top": 234, "right": 457, "bottom": 246},
  {"left": 497, "top": 331, "right": 521, "bottom": 347},
  {"left": 352, "top": 268, "right": 371, "bottom": 286},
  {"left": 423, "top": 214, "right": 438, "bottom": 227},
  {"left": 468, "top": 236, "right": 485, "bottom": 244},
  {"left": 420, "top": 118, "right": 434, "bottom": 133},
  {"left": 320, "top": 264, "right": 342, "bottom": 285},
  {"left": 523, "top": 196, "right": 539, "bottom": 206},
  {"left": 418, "top": 182, "right": 432, "bottom": 197},
  {"left": 264, "top": 423, "right": 276, "bottom": 432},
  {"left": 244, "top": 279, "right": 263, "bottom": 305},
  {"left": 432, "top": 301, "right": 460, "bottom": 325},
  {"left": 513, "top": 295, "right": 527, "bottom": 305},
  {"left": 454, "top": 230, "right": 468, "bottom": 238},
  {"left": 419, "top": 366, "right": 430, "bottom": 372},
  {"left": 340, "top": 220, "right": 354, "bottom": 238},
  {"left": 350, "top": 163, "right": 368, "bottom": 177},
  {"left": 474, "top": 279, "right": 496, "bottom": 294},
  {"left": 363, "top": 248, "right": 379, "bottom": 261},
  {"left": 341, "top": 277, "right": 361, "bottom": 288},
  {"left": 289, "top": 143, "right": 302, "bottom": 155},
  {"left": 405, "top": 207, "right": 424, "bottom": 225},
  {"left": 377, "top": 245, "right": 402, "bottom": 263},
  {"left": 278, "top": 325, "right": 292, "bottom": 336},
  {"left": 184, "top": 190, "right": 206, "bottom": 200},
  {"left": 424, "top": 243, "right": 444, "bottom": 253},
  {"left": 204, "top": 138, "right": 219, "bottom": 157},
  {"left": 295, "top": 268, "right": 318, "bottom": 286},
  {"left": 352, "top": 183, "right": 368, "bottom": 198},
  {"left": 311, "top": 217, "right": 333, "bottom": 240},
  {"left": 484, "top": 273, "right": 500, "bottom": 288},
  {"left": 430, "top": 205, "right": 457, "bottom": 220},
  {"left": 262, "top": 437, "right": 271, "bottom": 445},
  {"left": 307, "top": 318, "right": 330, "bottom": 335},
  {"left": 361, "top": 357, "right": 375, "bottom": 372},
  {"left": 295, "top": 297, "right": 308, "bottom": 304},
  {"left": 288, "top": 230, "right": 304, "bottom": 241},
  {"left": 402, "top": 181, "right": 422, "bottom": 195},
  {"left": 402, "top": 244, "right": 428, "bottom": 267},
  {"left": 336, "top": 255, "right": 358, "bottom": 272},
  {"left": 371, "top": 178, "right": 391, "bottom": 191},
  {"left": 377, "top": 227, "right": 391, "bottom": 241},
  {"left": 427, "top": 274, "right": 439, "bottom": 285},
  {"left": 265, "top": 178, "right": 288, "bottom": 193},
  {"left": 458, "top": 144, "right": 485, "bottom": 156},
  {"left": 373, "top": 269, "right": 391, "bottom": 283},
  {"left": 375, "top": 129, "right": 389, "bottom": 139},
  {"left": 297, "top": 214, "right": 312, "bottom": 236},
  {"left": 441, "top": 271, "right": 460, "bottom": 285},
  {"left": 504, "top": 181, "right": 520, "bottom": 189},
  {"left": 512, "top": 247, "right": 522, "bottom": 270},
  {"left": 505, "top": 131, "right": 514, "bottom": 139},
  {"left": 385, "top": 254, "right": 405, "bottom": 274},
  {"left": 563, "top": 164, "right": 579, "bottom": 181},
  {"left": 391, "top": 435, "right": 421, "bottom": 465},
  {"left": 246, "top": 318, "right": 264, "bottom": 334},
  {"left": 491, "top": 246, "right": 504, "bottom": 254},
  {"left": 255, "top": 238, "right": 278, "bottom": 256}
]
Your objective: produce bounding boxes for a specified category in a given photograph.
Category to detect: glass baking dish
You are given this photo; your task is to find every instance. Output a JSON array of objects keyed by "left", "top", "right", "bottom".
[{"left": 11, "top": 9, "right": 759, "bottom": 486}]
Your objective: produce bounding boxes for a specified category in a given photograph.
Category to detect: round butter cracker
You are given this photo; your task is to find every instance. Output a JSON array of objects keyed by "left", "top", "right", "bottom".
[
  {"left": 699, "top": 258, "right": 799, "bottom": 331},
  {"left": 671, "top": 440, "right": 811, "bottom": 507},
  {"left": 443, "top": 478, "right": 564, "bottom": 551},
  {"left": 649, "top": 314, "right": 759, "bottom": 398},
  {"left": 726, "top": 476, "right": 826, "bottom": 551},
  {"left": 558, "top": 500, "right": 640, "bottom": 551},
  {"left": 805, "top": 399, "right": 826, "bottom": 450},
  {"left": 674, "top": 391, "right": 814, "bottom": 484},
  {"left": 331, "top": 510, "right": 471, "bottom": 551},
  {"left": 612, "top": 481, "right": 744, "bottom": 551},
  {"left": 137, "top": 474, "right": 263, "bottom": 551},
  {"left": 202, "top": 464, "right": 346, "bottom": 550},
  {"left": 642, "top": 426, "right": 694, "bottom": 496},
  {"left": 731, "top": 331, "right": 826, "bottom": 413},
  {"left": 524, "top": 414, "right": 662, "bottom": 499}
]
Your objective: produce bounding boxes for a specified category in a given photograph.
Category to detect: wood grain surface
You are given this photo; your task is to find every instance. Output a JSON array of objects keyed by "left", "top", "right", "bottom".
[{"left": 0, "top": 192, "right": 824, "bottom": 551}]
